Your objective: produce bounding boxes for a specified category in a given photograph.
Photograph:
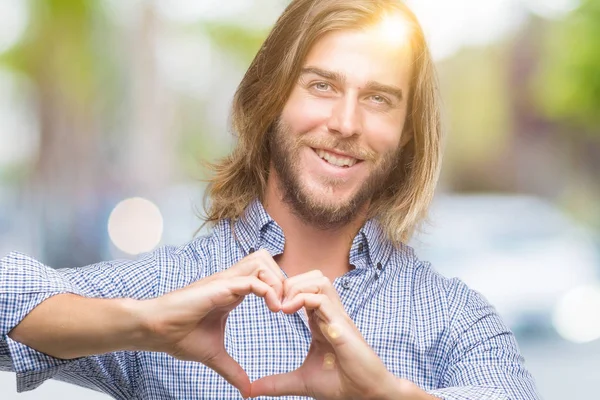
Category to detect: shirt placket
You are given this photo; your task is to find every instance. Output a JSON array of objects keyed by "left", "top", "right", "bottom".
[{"left": 334, "top": 267, "right": 379, "bottom": 320}]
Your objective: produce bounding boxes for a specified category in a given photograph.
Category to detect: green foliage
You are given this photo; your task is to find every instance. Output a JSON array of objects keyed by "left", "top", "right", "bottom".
[
  {"left": 202, "top": 22, "right": 269, "bottom": 66},
  {"left": 437, "top": 44, "right": 513, "bottom": 166},
  {"left": 533, "top": 0, "right": 600, "bottom": 134},
  {"left": 0, "top": 0, "right": 111, "bottom": 106},
  {"left": 177, "top": 98, "right": 231, "bottom": 179}
]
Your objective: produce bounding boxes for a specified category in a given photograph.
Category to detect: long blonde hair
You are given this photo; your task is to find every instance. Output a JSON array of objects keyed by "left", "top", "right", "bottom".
[{"left": 204, "top": 0, "right": 442, "bottom": 245}]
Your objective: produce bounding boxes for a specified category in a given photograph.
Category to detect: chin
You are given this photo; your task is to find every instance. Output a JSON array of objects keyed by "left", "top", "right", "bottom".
[
  {"left": 309, "top": 190, "right": 360, "bottom": 215},
  {"left": 306, "top": 183, "right": 355, "bottom": 204}
]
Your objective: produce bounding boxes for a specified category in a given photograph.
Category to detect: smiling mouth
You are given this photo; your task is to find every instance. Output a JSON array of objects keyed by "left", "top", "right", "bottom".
[{"left": 313, "top": 148, "right": 361, "bottom": 168}]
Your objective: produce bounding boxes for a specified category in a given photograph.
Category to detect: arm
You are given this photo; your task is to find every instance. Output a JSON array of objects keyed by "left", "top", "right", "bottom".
[
  {"left": 1, "top": 248, "right": 285, "bottom": 398},
  {"left": 427, "top": 282, "right": 540, "bottom": 400},
  {"left": 250, "top": 269, "right": 540, "bottom": 400},
  {"left": 8, "top": 294, "right": 145, "bottom": 360},
  {"left": 0, "top": 250, "right": 160, "bottom": 397}
]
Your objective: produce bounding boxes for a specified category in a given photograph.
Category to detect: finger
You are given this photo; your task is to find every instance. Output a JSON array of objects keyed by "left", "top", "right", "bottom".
[
  {"left": 282, "top": 269, "right": 324, "bottom": 300},
  {"left": 207, "top": 276, "right": 280, "bottom": 312},
  {"left": 227, "top": 276, "right": 282, "bottom": 312},
  {"left": 322, "top": 352, "right": 337, "bottom": 370},
  {"left": 282, "top": 293, "right": 336, "bottom": 322},
  {"left": 283, "top": 269, "right": 324, "bottom": 284},
  {"left": 248, "top": 249, "right": 286, "bottom": 281},
  {"left": 283, "top": 275, "right": 340, "bottom": 305},
  {"left": 256, "top": 264, "right": 285, "bottom": 302},
  {"left": 289, "top": 295, "right": 389, "bottom": 385},
  {"left": 282, "top": 270, "right": 323, "bottom": 301},
  {"left": 227, "top": 250, "right": 285, "bottom": 300},
  {"left": 203, "top": 351, "right": 252, "bottom": 398},
  {"left": 284, "top": 294, "right": 356, "bottom": 347},
  {"left": 302, "top": 300, "right": 378, "bottom": 371},
  {"left": 250, "top": 370, "right": 307, "bottom": 398}
]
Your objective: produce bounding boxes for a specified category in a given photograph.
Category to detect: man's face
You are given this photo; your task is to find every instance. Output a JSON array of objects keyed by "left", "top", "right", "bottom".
[{"left": 270, "top": 26, "right": 413, "bottom": 229}]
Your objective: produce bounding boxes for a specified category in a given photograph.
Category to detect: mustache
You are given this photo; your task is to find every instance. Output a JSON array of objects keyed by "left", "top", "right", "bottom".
[
  {"left": 295, "top": 136, "right": 377, "bottom": 161},
  {"left": 272, "top": 116, "right": 377, "bottom": 161}
]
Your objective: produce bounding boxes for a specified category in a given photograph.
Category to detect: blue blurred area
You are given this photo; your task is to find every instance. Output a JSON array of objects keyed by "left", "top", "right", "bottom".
[{"left": 412, "top": 194, "right": 600, "bottom": 337}]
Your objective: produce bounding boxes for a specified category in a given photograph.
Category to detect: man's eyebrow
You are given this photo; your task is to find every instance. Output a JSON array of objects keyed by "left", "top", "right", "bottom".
[
  {"left": 300, "top": 66, "right": 404, "bottom": 101},
  {"left": 365, "top": 82, "right": 404, "bottom": 102},
  {"left": 300, "top": 67, "right": 346, "bottom": 84}
]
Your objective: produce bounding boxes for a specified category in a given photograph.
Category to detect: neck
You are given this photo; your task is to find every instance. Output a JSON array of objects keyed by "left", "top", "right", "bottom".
[{"left": 263, "top": 173, "right": 368, "bottom": 281}]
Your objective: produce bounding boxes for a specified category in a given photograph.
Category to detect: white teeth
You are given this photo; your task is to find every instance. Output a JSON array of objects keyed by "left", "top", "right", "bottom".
[{"left": 315, "top": 149, "right": 358, "bottom": 168}]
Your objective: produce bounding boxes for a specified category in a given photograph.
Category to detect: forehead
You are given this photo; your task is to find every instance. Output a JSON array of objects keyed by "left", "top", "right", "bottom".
[{"left": 303, "top": 27, "right": 414, "bottom": 89}]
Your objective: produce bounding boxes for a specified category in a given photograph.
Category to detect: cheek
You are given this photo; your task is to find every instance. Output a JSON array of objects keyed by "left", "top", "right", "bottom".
[
  {"left": 282, "top": 91, "right": 331, "bottom": 134},
  {"left": 362, "top": 106, "right": 407, "bottom": 155},
  {"left": 365, "top": 122, "right": 403, "bottom": 156}
]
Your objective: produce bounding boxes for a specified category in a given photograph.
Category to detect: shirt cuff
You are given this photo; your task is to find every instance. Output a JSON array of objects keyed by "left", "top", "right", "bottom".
[
  {"left": 428, "top": 386, "right": 508, "bottom": 400},
  {"left": 5, "top": 335, "right": 80, "bottom": 392},
  {"left": 1, "top": 252, "right": 86, "bottom": 392},
  {"left": 1, "top": 252, "right": 84, "bottom": 334}
]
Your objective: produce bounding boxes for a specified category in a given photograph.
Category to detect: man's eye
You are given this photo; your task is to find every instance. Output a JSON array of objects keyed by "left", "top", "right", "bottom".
[
  {"left": 313, "top": 82, "right": 331, "bottom": 91},
  {"left": 371, "top": 95, "right": 389, "bottom": 105}
]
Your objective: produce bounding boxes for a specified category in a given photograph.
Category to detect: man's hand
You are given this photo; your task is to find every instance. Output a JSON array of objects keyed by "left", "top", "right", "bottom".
[
  {"left": 138, "top": 249, "right": 284, "bottom": 398},
  {"left": 250, "top": 270, "right": 404, "bottom": 400}
]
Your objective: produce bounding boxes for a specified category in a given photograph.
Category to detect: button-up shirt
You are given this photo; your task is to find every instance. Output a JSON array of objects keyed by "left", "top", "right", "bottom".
[{"left": 0, "top": 200, "right": 539, "bottom": 399}]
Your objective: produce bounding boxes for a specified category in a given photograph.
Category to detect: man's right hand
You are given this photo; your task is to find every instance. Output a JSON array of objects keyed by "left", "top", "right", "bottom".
[
  {"left": 8, "top": 249, "right": 284, "bottom": 398},
  {"left": 137, "top": 249, "right": 285, "bottom": 396}
]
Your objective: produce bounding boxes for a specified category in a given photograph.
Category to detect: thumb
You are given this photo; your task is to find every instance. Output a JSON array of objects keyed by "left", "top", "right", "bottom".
[
  {"left": 250, "top": 370, "right": 306, "bottom": 398},
  {"left": 203, "top": 351, "right": 251, "bottom": 398}
]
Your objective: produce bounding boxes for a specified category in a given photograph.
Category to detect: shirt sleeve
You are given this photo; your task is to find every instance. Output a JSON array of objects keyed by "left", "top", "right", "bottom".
[
  {"left": 0, "top": 250, "right": 161, "bottom": 398},
  {"left": 428, "top": 281, "right": 541, "bottom": 400}
]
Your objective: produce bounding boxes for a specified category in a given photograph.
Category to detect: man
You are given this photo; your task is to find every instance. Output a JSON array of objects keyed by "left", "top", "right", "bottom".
[{"left": 0, "top": 0, "right": 539, "bottom": 399}]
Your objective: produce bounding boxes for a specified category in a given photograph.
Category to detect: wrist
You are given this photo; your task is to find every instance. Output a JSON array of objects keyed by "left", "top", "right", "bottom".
[
  {"left": 372, "top": 374, "right": 436, "bottom": 400},
  {"left": 363, "top": 371, "right": 400, "bottom": 400},
  {"left": 119, "top": 298, "right": 155, "bottom": 352},
  {"left": 388, "top": 377, "right": 438, "bottom": 400}
]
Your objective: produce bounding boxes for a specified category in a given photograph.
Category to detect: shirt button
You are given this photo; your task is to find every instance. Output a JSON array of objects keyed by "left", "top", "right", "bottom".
[
  {"left": 358, "top": 242, "right": 364, "bottom": 253},
  {"left": 249, "top": 247, "right": 255, "bottom": 254},
  {"left": 342, "top": 279, "right": 350, "bottom": 289},
  {"left": 376, "top": 262, "right": 382, "bottom": 270}
]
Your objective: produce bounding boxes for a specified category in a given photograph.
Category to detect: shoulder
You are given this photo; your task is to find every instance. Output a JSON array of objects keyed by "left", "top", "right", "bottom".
[
  {"left": 388, "top": 243, "right": 481, "bottom": 323},
  {"left": 152, "top": 219, "right": 237, "bottom": 293},
  {"left": 154, "top": 219, "right": 234, "bottom": 261}
]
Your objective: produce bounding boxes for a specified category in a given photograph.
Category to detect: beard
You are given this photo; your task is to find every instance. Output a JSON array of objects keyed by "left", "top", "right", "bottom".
[{"left": 268, "top": 118, "right": 401, "bottom": 230}]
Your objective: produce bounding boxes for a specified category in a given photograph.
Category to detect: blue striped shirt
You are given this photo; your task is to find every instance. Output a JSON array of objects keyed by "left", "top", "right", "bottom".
[{"left": 0, "top": 199, "right": 539, "bottom": 399}]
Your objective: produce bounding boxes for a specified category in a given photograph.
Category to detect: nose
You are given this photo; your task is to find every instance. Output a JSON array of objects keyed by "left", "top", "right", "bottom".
[{"left": 326, "top": 94, "right": 362, "bottom": 138}]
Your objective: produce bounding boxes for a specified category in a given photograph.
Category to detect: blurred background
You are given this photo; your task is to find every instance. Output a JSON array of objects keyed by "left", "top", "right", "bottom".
[{"left": 1, "top": 0, "right": 599, "bottom": 398}]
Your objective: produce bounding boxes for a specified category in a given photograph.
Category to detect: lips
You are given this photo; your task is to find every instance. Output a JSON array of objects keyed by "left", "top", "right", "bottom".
[{"left": 314, "top": 148, "right": 359, "bottom": 168}]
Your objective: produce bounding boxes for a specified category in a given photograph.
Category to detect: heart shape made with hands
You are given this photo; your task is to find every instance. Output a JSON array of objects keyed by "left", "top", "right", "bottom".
[
  {"left": 210, "top": 266, "right": 393, "bottom": 400},
  {"left": 173, "top": 249, "right": 397, "bottom": 399},
  {"left": 247, "top": 270, "right": 350, "bottom": 399}
]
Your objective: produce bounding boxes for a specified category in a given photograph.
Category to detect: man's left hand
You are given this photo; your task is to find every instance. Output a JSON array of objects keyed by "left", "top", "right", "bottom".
[{"left": 250, "top": 270, "right": 411, "bottom": 400}]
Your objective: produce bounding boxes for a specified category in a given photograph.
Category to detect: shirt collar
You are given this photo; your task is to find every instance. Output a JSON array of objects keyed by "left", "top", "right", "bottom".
[
  {"left": 349, "top": 218, "right": 394, "bottom": 269},
  {"left": 234, "top": 199, "right": 285, "bottom": 257},
  {"left": 234, "top": 199, "right": 394, "bottom": 269}
]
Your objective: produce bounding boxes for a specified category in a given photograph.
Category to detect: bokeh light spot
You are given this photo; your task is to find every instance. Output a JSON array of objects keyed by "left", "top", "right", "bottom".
[
  {"left": 108, "top": 197, "right": 164, "bottom": 255},
  {"left": 553, "top": 284, "right": 600, "bottom": 344}
]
